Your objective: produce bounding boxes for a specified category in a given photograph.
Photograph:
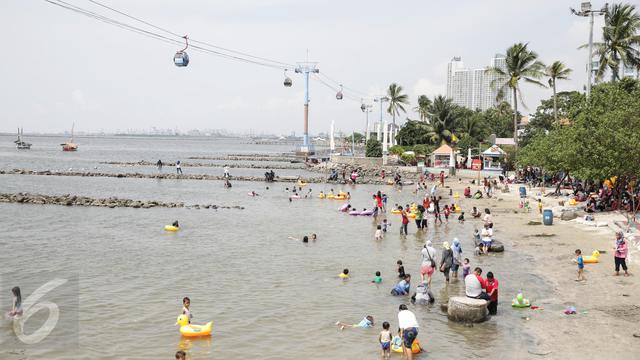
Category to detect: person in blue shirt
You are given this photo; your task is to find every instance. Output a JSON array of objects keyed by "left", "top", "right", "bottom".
[
  {"left": 391, "top": 274, "right": 411, "bottom": 295},
  {"left": 335, "top": 315, "right": 374, "bottom": 330},
  {"left": 574, "top": 249, "right": 585, "bottom": 281}
]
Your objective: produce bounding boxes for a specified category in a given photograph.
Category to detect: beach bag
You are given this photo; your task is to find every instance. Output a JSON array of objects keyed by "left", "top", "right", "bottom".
[{"left": 425, "top": 249, "right": 436, "bottom": 268}]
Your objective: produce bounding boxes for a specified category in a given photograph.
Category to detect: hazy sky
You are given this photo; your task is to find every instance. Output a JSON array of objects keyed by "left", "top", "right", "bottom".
[{"left": 1, "top": 0, "right": 606, "bottom": 135}]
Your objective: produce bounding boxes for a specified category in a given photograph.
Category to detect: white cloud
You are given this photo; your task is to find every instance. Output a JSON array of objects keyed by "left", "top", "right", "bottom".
[{"left": 412, "top": 78, "right": 445, "bottom": 98}]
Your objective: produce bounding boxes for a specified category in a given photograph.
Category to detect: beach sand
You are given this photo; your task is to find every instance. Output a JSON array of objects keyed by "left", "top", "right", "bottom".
[{"left": 444, "top": 177, "right": 640, "bottom": 359}]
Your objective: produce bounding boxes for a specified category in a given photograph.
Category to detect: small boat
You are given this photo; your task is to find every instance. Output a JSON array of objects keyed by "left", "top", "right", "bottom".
[
  {"left": 14, "top": 128, "right": 31, "bottom": 149},
  {"left": 61, "top": 122, "right": 78, "bottom": 151}
]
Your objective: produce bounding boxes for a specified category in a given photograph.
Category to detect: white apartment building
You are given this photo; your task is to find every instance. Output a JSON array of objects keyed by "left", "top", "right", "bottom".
[{"left": 446, "top": 55, "right": 512, "bottom": 111}]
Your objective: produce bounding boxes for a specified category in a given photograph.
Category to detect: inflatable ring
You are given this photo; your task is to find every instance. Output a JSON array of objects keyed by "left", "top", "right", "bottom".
[
  {"left": 391, "top": 338, "right": 421, "bottom": 354},
  {"left": 164, "top": 225, "right": 179, "bottom": 232},
  {"left": 333, "top": 195, "right": 347, "bottom": 200},
  {"left": 176, "top": 315, "right": 212, "bottom": 337},
  {"left": 408, "top": 213, "right": 417, "bottom": 219},
  {"left": 583, "top": 250, "right": 600, "bottom": 263},
  {"left": 318, "top": 194, "right": 325, "bottom": 199},
  {"left": 391, "top": 209, "right": 402, "bottom": 214},
  {"left": 512, "top": 300, "right": 531, "bottom": 308}
]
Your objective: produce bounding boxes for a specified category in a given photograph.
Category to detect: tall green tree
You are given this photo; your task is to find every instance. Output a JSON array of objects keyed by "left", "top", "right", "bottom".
[
  {"left": 588, "top": 3, "right": 640, "bottom": 82},
  {"left": 486, "top": 43, "right": 546, "bottom": 146},
  {"left": 545, "top": 61, "right": 572, "bottom": 123},
  {"left": 386, "top": 83, "right": 410, "bottom": 126},
  {"left": 427, "top": 95, "right": 460, "bottom": 145},
  {"left": 396, "top": 120, "right": 433, "bottom": 146},
  {"left": 413, "top": 95, "right": 432, "bottom": 123}
]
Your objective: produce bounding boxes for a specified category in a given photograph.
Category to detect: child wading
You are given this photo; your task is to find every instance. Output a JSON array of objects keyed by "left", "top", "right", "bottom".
[{"left": 379, "top": 321, "right": 392, "bottom": 359}]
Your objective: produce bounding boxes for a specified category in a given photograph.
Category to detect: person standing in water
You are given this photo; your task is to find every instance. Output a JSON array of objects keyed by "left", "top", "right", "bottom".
[
  {"left": 224, "top": 165, "right": 230, "bottom": 178},
  {"left": 397, "top": 304, "right": 419, "bottom": 360},
  {"left": 8, "top": 286, "right": 22, "bottom": 317},
  {"left": 451, "top": 238, "right": 463, "bottom": 280},
  {"left": 176, "top": 160, "right": 183, "bottom": 174},
  {"left": 156, "top": 159, "right": 163, "bottom": 171}
]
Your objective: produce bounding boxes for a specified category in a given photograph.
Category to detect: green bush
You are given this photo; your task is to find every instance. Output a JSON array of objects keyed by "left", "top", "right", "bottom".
[
  {"left": 412, "top": 144, "right": 433, "bottom": 156},
  {"left": 389, "top": 145, "right": 405, "bottom": 156},
  {"left": 365, "top": 139, "right": 382, "bottom": 157},
  {"left": 400, "top": 153, "right": 417, "bottom": 165}
]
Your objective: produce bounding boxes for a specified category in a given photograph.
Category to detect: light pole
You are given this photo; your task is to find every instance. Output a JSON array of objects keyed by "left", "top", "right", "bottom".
[
  {"left": 374, "top": 96, "right": 390, "bottom": 164},
  {"left": 294, "top": 62, "right": 319, "bottom": 154},
  {"left": 374, "top": 96, "right": 389, "bottom": 141},
  {"left": 360, "top": 102, "right": 373, "bottom": 143},
  {"left": 571, "top": 2, "right": 607, "bottom": 98}
]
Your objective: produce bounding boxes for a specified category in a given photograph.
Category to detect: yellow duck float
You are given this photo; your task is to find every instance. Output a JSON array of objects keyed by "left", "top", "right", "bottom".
[
  {"left": 164, "top": 225, "right": 179, "bottom": 232},
  {"left": 176, "top": 314, "right": 212, "bottom": 337}
]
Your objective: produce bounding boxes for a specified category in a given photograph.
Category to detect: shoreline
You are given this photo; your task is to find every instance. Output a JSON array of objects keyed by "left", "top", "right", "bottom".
[{"left": 443, "top": 178, "right": 639, "bottom": 358}]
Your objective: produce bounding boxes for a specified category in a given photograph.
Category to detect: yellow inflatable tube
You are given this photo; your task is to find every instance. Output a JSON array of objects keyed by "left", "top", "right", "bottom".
[
  {"left": 391, "top": 337, "right": 421, "bottom": 354},
  {"left": 583, "top": 250, "right": 600, "bottom": 263},
  {"left": 176, "top": 315, "right": 212, "bottom": 337},
  {"left": 391, "top": 209, "right": 402, "bottom": 214},
  {"left": 164, "top": 225, "right": 179, "bottom": 232}
]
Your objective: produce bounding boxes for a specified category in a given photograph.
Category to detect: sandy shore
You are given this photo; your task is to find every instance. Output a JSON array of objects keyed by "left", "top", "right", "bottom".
[{"left": 442, "top": 176, "right": 640, "bottom": 359}]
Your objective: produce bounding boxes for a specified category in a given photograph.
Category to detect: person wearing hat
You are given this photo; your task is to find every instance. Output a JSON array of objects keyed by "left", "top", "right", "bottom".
[{"left": 440, "top": 241, "right": 454, "bottom": 284}]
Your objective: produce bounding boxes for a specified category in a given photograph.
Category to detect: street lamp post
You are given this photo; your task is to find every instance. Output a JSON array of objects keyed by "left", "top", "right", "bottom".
[
  {"left": 374, "top": 96, "right": 390, "bottom": 164},
  {"left": 571, "top": 2, "right": 607, "bottom": 98},
  {"left": 361, "top": 102, "right": 373, "bottom": 143}
]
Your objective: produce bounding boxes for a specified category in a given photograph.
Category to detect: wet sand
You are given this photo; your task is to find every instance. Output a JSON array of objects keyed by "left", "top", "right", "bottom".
[{"left": 444, "top": 177, "right": 640, "bottom": 359}]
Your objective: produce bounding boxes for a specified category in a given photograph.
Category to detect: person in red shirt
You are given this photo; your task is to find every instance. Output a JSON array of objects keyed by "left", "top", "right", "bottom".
[
  {"left": 439, "top": 171, "right": 445, "bottom": 187},
  {"left": 381, "top": 169, "right": 385, "bottom": 179},
  {"left": 485, "top": 272, "right": 499, "bottom": 315},
  {"left": 375, "top": 191, "right": 383, "bottom": 212},
  {"left": 399, "top": 205, "right": 409, "bottom": 235}
]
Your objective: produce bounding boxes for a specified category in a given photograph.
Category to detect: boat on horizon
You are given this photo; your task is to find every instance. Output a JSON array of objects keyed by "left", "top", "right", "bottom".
[
  {"left": 14, "top": 127, "right": 32, "bottom": 149},
  {"left": 61, "top": 122, "right": 78, "bottom": 151}
]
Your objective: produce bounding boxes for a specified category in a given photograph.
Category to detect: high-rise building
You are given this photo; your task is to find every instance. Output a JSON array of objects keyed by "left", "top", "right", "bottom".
[{"left": 446, "top": 54, "right": 512, "bottom": 111}]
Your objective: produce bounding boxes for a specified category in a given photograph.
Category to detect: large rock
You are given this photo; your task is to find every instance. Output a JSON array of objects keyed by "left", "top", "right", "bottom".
[
  {"left": 447, "top": 296, "right": 488, "bottom": 323},
  {"left": 561, "top": 210, "right": 579, "bottom": 221},
  {"left": 473, "top": 238, "right": 505, "bottom": 253}
]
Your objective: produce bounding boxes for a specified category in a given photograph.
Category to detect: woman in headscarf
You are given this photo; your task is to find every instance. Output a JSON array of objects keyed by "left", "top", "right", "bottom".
[
  {"left": 614, "top": 231, "right": 630, "bottom": 276},
  {"left": 440, "top": 241, "right": 454, "bottom": 284},
  {"left": 451, "top": 238, "right": 463, "bottom": 280}
]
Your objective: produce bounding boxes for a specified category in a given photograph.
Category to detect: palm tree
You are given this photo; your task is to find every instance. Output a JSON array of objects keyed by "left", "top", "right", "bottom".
[
  {"left": 427, "top": 95, "right": 459, "bottom": 145},
  {"left": 545, "top": 61, "right": 572, "bottom": 123},
  {"left": 413, "top": 95, "right": 432, "bottom": 123},
  {"left": 386, "top": 83, "right": 409, "bottom": 126},
  {"left": 456, "top": 113, "right": 487, "bottom": 141},
  {"left": 486, "top": 43, "right": 546, "bottom": 147},
  {"left": 588, "top": 3, "right": 640, "bottom": 82}
]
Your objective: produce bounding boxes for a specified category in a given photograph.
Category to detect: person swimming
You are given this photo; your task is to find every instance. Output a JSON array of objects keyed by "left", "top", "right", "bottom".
[
  {"left": 172, "top": 220, "right": 179, "bottom": 228},
  {"left": 339, "top": 268, "right": 350, "bottom": 279}
]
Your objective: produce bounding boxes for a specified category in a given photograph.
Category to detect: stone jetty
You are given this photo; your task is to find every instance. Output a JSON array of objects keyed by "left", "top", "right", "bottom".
[
  {"left": 100, "top": 160, "right": 305, "bottom": 170},
  {"left": 0, "top": 192, "right": 244, "bottom": 210},
  {"left": 188, "top": 155, "right": 301, "bottom": 163},
  {"left": 0, "top": 169, "right": 398, "bottom": 185}
]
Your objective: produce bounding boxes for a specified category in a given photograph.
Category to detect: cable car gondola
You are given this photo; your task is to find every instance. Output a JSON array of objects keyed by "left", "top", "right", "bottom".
[
  {"left": 283, "top": 69, "right": 292, "bottom": 87},
  {"left": 336, "top": 85, "right": 343, "bottom": 100},
  {"left": 174, "top": 35, "right": 190, "bottom": 67}
]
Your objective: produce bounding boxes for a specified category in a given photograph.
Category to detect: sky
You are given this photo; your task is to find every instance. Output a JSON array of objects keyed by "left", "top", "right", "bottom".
[{"left": 1, "top": 0, "right": 607, "bottom": 135}]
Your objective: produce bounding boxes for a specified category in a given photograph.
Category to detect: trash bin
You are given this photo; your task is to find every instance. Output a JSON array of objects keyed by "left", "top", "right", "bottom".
[
  {"left": 519, "top": 186, "right": 527, "bottom": 198},
  {"left": 543, "top": 209, "right": 553, "bottom": 225}
]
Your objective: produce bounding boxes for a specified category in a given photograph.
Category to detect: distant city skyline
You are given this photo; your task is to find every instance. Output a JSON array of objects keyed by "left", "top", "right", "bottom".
[
  {"left": 1, "top": 1, "right": 607, "bottom": 134},
  {"left": 446, "top": 54, "right": 513, "bottom": 111}
]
